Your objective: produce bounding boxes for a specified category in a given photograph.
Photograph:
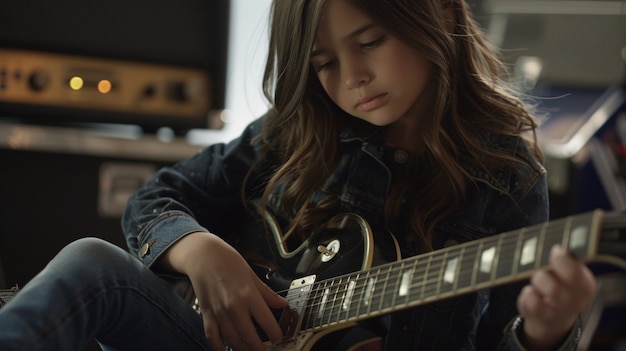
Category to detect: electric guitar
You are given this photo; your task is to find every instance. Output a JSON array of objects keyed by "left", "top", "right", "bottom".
[{"left": 212, "top": 209, "right": 626, "bottom": 351}]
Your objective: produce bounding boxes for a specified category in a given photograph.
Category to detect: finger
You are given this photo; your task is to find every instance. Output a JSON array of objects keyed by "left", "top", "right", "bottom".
[
  {"left": 231, "top": 311, "right": 267, "bottom": 351},
  {"left": 207, "top": 303, "right": 250, "bottom": 351},
  {"left": 200, "top": 309, "right": 227, "bottom": 351},
  {"left": 548, "top": 245, "right": 579, "bottom": 283},
  {"left": 257, "top": 278, "right": 288, "bottom": 309},
  {"left": 530, "top": 269, "right": 562, "bottom": 306},
  {"left": 518, "top": 285, "right": 555, "bottom": 320},
  {"left": 549, "top": 245, "right": 596, "bottom": 307},
  {"left": 251, "top": 278, "right": 285, "bottom": 345},
  {"left": 221, "top": 279, "right": 270, "bottom": 351}
]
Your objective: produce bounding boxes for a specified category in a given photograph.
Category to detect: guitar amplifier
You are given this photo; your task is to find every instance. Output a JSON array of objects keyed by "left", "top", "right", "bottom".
[
  {"left": 0, "top": 0, "right": 230, "bottom": 133},
  {"left": 0, "top": 119, "right": 209, "bottom": 290}
]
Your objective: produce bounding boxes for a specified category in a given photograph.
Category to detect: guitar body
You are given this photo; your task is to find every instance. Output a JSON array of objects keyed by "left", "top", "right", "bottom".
[{"left": 229, "top": 210, "right": 399, "bottom": 351}]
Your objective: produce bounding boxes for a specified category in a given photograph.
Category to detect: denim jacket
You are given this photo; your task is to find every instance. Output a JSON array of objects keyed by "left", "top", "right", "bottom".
[{"left": 122, "top": 114, "right": 580, "bottom": 350}]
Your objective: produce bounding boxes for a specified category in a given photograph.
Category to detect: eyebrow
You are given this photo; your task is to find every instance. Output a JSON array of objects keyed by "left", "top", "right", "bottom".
[{"left": 310, "top": 22, "right": 378, "bottom": 59}]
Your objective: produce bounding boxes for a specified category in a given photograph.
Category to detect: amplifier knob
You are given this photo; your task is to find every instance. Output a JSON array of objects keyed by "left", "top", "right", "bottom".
[
  {"left": 167, "top": 82, "right": 190, "bottom": 102},
  {"left": 167, "top": 79, "right": 204, "bottom": 103},
  {"left": 28, "top": 71, "right": 50, "bottom": 92}
]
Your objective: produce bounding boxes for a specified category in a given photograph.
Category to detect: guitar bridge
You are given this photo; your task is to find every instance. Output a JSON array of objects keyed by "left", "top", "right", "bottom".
[{"left": 278, "top": 275, "right": 316, "bottom": 342}]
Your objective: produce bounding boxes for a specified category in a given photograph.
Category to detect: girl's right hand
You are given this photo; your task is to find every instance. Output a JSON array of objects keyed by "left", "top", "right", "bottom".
[{"left": 160, "top": 231, "right": 288, "bottom": 351}]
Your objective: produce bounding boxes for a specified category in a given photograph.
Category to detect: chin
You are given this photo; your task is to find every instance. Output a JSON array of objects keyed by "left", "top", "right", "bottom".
[{"left": 351, "top": 114, "right": 395, "bottom": 127}]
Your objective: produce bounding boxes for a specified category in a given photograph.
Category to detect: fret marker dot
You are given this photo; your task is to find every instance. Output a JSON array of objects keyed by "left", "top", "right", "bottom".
[
  {"left": 570, "top": 226, "right": 588, "bottom": 250},
  {"left": 521, "top": 236, "right": 538, "bottom": 266},
  {"left": 480, "top": 247, "right": 495, "bottom": 273},
  {"left": 444, "top": 257, "right": 458, "bottom": 284}
]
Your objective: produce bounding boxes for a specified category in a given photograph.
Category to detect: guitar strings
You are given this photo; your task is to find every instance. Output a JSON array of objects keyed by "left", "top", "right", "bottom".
[
  {"left": 299, "top": 223, "right": 563, "bottom": 328},
  {"left": 280, "top": 218, "right": 592, "bottom": 328}
]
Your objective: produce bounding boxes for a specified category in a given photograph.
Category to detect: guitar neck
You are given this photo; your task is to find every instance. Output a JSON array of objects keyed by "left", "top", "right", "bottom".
[{"left": 299, "top": 210, "right": 604, "bottom": 331}]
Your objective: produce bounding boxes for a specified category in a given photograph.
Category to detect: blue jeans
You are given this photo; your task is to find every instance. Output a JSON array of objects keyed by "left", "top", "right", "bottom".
[{"left": 0, "top": 238, "right": 209, "bottom": 351}]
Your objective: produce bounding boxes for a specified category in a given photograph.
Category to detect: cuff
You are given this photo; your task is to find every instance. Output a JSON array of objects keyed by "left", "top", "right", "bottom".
[
  {"left": 500, "top": 315, "right": 582, "bottom": 351},
  {"left": 136, "top": 210, "right": 209, "bottom": 268}
]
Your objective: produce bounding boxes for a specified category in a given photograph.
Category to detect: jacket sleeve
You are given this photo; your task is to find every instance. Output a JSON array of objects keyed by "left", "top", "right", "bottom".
[{"left": 121, "top": 117, "right": 267, "bottom": 268}]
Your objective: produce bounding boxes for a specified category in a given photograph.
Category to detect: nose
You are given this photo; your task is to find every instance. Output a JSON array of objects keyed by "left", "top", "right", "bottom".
[{"left": 343, "top": 61, "right": 370, "bottom": 89}]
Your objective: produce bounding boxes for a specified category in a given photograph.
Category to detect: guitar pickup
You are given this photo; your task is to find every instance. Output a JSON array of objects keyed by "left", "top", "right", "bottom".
[{"left": 278, "top": 275, "right": 316, "bottom": 342}]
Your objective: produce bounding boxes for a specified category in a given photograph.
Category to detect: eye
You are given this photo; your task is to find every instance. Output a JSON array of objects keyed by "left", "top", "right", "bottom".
[
  {"left": 313, "top": 60, "right": 336, "bottom": 73},
  {"left": 360, "top": 35, "right": 387, "bottom": 50}
]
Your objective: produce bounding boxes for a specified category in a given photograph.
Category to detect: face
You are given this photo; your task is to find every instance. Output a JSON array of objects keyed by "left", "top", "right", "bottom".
[{"left": 310, "top": 0, "right": 433, "bottom": 134}]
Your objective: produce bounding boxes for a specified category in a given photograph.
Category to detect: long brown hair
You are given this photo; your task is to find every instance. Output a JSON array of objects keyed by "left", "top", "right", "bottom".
[{"left": 256, "top": 0, "right": 543, "bottom": 250}]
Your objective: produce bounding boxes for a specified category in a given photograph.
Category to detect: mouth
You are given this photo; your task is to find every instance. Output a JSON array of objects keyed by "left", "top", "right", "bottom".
[{"left": 356, "top": 93, "right": 388, "bottom": 112}]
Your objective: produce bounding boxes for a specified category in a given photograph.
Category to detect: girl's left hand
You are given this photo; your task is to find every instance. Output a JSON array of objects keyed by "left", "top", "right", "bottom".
[{"left": 517, "top": 244, "right": 596, "bottom": 350}]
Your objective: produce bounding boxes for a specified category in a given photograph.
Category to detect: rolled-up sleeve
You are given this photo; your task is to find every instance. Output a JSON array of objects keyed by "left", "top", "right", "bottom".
[{"left": 121, "top": 117, "right": 267, "bottom": 268}]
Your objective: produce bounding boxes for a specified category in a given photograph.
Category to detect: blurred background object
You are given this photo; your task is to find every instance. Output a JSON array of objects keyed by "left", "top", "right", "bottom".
[
  {"left": 478, "top": 1, "right": 626, "bottom": 349},
  {"left": 0, "top": 0, "right": 230, "bottom": 133},
  {"left": 478, "top": 0, "right": 626, "bottom": 219},
  {"left": 1, "top": 0, "right": 625, "bottom": 350}
]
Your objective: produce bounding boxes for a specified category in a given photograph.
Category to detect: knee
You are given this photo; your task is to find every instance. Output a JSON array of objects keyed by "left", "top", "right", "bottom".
[{"left": 53, "top": 237, "right": 131, "bottom": 272}]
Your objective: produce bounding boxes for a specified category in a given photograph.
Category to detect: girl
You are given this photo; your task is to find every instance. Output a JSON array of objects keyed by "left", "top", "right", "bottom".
[{"left": 0, "top": 0, "right": 596, "bottom": 350}]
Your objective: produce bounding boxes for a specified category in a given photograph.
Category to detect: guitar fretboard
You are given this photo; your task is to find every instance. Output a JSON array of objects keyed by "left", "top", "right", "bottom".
[{"left": 297, "top": 210, "right": 602, "bottom": 331}]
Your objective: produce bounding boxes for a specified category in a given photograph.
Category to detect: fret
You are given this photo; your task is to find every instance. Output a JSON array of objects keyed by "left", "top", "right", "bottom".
[
  {"left": 439, "top": 248, "right": 460, "bottom": 295},
  {"left": 407, "top": 256, "right": 428, "bottom": 303},
  {"left": 344, "top": 273, "right": 363, "bottom": 320},
  {"left": 401, "top": 260, "right": 418, "bottom": 306},
  {"left": 540, "top": 219, "right": 571, "bottom": 266},
  {"left": 452, "top": 246, "right": 465, "bottom": 291},
  {"left": 320, "top": 279, "right": 339, "bottom": 325},
  {"left": 457, "top": 241, "right": 479, "bottom": 290},
  {"left": 522, "top": 236, "right": 539, "bottom": 266},
  {"left": 511, "top": 227, "right": 525, "bottom": 278},
  {"left": 518, "top": 226, "right": 540, "bottom": 274},
  {"left": 276, "top": 209, "right": 607, "bottom": 341},
  {"left": 370, "top": 267, "right": 387, "bottom": 315},
  {"left": 363, "top": 273, "right": 377, "bottom": 314},
  {"left": 470, "top": 239, "right": 484, "bottom": 288},
  {"left": 495, "top": 231, "right": 518, "bottom": 280},
  {"left": 399, "top": 264, "right": 412, "bottom": 297},
  {"left": 303, "top": 280, "right": 328, "bottom": 329},
  {"left": 340, "top": 279, "right": 357, "bottom": 321},
  {"left": 536, "top": 222, "right": 549, "bottom": 268},
  {"left": 539, "top": 221, "right": 558, "bottom": 267},
  {"left": 318, "top": 287, "right": 330, "bottom": 319},
  {"left": 338, "top": 276, "right": 354, "bottom": 322},
  {"left": 475, "top": 236, "right": 499, "bottom": 285},
  {"left": 436, "top": 250, "right": 449, "bottom": 294},
  {"left": 419, "top": 255, "right": 433, "bottom": 300},
  {"left": 283, "top": 275, "right": 316, "bottom": 335},
  {"left": 570, "top": 226, "right": 589, "bottom": 252},
  {"left": 422, "top": 252, "right": 445, "bottom": 300},
  {"left": 301, "top": 284, "right": 317, "bottom": 329},
  {"left": 490, "top": 235, "right": 504, "bottom": 282},
  {"left": 388, "top": 262, "right": 408, "bottom": 309},
  {"left": 345, "top": 273, "right": 364, "bottom": 320},
  {"left": 561, "top": 215, "right": 573, "bottom": 253},
  {"left": 334, "top": 277, "right": 352, "bottom": 323},
  {"left": 336, "top": 276, "right": 353, "bottom": 323},
  {"left": 379, "top": 264, "right": 398, "bottom": 311},
  {"left": 567, "top": 213, "right": 593, "bottom": 258}
]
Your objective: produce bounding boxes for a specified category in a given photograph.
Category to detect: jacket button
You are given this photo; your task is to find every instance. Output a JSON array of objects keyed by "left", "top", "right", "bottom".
[
  {"left": 139, "top": 242, "right": 153, "bottom": 258},
  {"left": 394, "top": 149, "right": 408, "bottom": 164}
]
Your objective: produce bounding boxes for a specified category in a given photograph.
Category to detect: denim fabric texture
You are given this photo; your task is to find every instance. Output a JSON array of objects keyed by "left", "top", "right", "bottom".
[
  {"left": 122, "top": 114, "right": 562, "bottom": 350},
  {"left": 0, "top": 113, "right": 580, "bottom": 351}
]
